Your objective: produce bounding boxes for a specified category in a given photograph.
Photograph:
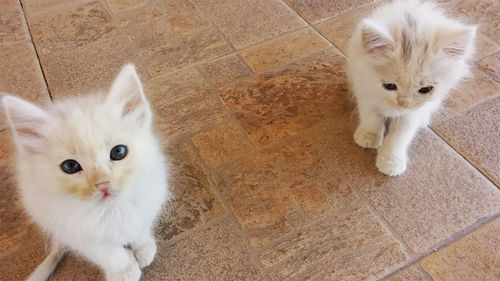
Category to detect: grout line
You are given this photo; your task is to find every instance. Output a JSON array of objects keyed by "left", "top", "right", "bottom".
[
  {"left": 17, "top": 0, "right": 53, "bottom": 101},
  {"left": 375, "top": 212, "right": 500, "bottom": 281},
  {"left": 182, "top": 138, "right": 273, "bottom": 281},
  {"left": 428, "top": 122, "right": 500, "bottom": 189},
  {"left": 187, "top": 0, "right": 236, "bottom": 52},
  {"left": 351, "top": 187, "right": 415, "bottom": 259},
  {"left": 278, "top": 0, "right": 345, "bottom": 56}
]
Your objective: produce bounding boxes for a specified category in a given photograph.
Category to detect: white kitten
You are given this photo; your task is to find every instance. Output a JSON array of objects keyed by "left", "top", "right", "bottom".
[
  {"left": 347, "top": 0, "right": 476, "bottom": 176},
  {"left": 1, "top": 65, "right": 171, "bottom": 281}
]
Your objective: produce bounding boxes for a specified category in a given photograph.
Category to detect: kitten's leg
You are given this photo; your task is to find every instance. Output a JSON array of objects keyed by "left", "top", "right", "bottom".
[
  {"left": 376, "top": 113, "right": 421, "bottom": 176},
  {"left": 81, "top": 244, "right": 141, "bottom": 281},
  {"left": 354, "top": 102, "right": 385, "bottom": 149},
  {"left": 131, "top": 231, "right": 157, "bottom": 269},
  {"left": 26, "top": 243, "right": 66, "bottom": 281}
]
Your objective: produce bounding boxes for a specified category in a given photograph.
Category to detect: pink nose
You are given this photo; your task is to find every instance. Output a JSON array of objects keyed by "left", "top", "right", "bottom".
[{"left": 95, "top": 181, "right": 111, "bottom": 192}]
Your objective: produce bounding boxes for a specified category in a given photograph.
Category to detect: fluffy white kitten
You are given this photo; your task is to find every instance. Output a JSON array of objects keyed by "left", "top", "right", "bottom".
[
  {"left": 347, "top": 0, "right": 476, "bottom": 176},
  {"left": 1, "top": 65, "right": 170, "bottom": 281}
]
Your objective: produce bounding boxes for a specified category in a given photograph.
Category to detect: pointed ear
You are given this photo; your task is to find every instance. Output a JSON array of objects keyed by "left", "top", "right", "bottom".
[
  {"left": 361, "top": 19, "right": 394, "bottom": 55},
  {"left": 435, "top": 24, "right": 476, "bottom": 57},
  {"left": 107, "top": 64, "right": 152, "bottom": 126},
  {"left": 2, "top": 95, "right": 49, "bottom": 153}
]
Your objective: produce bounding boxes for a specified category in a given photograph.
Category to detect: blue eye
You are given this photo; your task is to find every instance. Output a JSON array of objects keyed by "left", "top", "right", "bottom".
[
  {"left": 383, "top": 83, "right": 397, "bottom": 90},
  {"left": 110, "top": 145, "right": 127, "bottom": 161},
  {"left": 60, "top": 159, "right": 82, "bottom": 174},
  {"left": 418, "top": 86, "right": 433, "bottom": 94}
]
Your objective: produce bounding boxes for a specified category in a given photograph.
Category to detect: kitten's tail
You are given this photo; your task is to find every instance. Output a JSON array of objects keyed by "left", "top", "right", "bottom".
[{"left": 26, "top": 245, "right": 66, "bottom": 281}]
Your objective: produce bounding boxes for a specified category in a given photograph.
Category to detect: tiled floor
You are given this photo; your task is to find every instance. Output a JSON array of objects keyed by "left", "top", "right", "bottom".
[{"left": 0, "top": 0, "right": 499, "bottom": 280}]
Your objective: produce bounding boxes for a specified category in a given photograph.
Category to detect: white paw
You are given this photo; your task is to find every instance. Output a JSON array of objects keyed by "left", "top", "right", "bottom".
[
  {"left": 354, "top": 127, "right": 383, "bottom": 149},
  {"left": 106, "top": 251, "right": 141, "bottom": 281},
  {"left": 134, "top": 240, "right": 156, "bottom": 269},
  {"left": 376, "top": 151, "right": 407, "bottom": 176}
]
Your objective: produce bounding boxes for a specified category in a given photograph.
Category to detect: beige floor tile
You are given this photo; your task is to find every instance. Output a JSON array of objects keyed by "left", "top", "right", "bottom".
[
  {"left": 138, "top": 26, "right": 233, "bottom": 77},
  {"left": 28, "top": 1, "right": 119, "bottom": 49},
  {"left": 261, "top": 205, "right": 406, "bottom": 280},
  {"left": 219, "top": 48, "right": 347, "bottom": 146},
  {"left": 421, "top": 217, "right": 500, "bottom": 281},
  {"left": 36, "top": 35, "right": 149, "bottom": 99},
  {"left": 317, "top": 120, "right": 500, "bottom": 254},
  {"left": 192, "top": 122, "right": 255, "bottom": 168},
  {"left": 284, "top": 0, "right": 375, "bottom": 24},
  {"left": 50, "top": 254, "right": 103, "bottom": 281},
  {"left": 196, "top": 54, "right": 253, "bottom": 88},
  {"left": 447, "top": 0, "right": 500, "bottom": 44},
  {"left": 106, "top": 0, "right": 146, "bottom": 13},
  {"left": 433, "top": 68, "right": 500, "bottom": 124},
  {"left": 0, "top": 131, "right": 47, "bottom": 281},
  {"left": 478, "top": 52, "right": 500, "bottom": 84},
  {"left": 433, "top": 94, "right": 500, "bottom": 186},
  {"left": 155, "top": 142, "right": 225, "bottom": 241},
  {"left": 383, "top": 265, "right": 432, "bottom": 281},
  {"left": 21, "top": 0, "right": 92, "bottom": 16},
  {"left": 211, "top": 136, "right": 361, "bottom": 248},
  {"left": 0, "top": 0, "right": 29, "bottom": 43},
  {"left": 191, "top": 0, "right": 306, "bottom": 49},
  {"left": 115, "top": 0, "right": 210, "bottom": 50},
  {"left": 0, "top": 41, "right": 50, "bottom": 129},
  {"left": 145, "top": 68, "right": 231, "bottom": 141},
  {"left": 143, "top": 217, "right": 266, "bottom": 280},
  {"left": 239, "top": 28, "right": 330, "bottom": 72}
]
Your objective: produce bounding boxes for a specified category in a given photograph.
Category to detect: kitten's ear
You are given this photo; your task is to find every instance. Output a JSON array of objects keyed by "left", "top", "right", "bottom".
[
  {"left": 107, "top": 64, "right": 152, "bottom": 126},
  {"left": 361, "top": 19, "right": 394, "bottom": 55},
  {"left": 435, "top": 24, "right": 476, "bottom": 57},
  {"left": 1, "top": 95, "right": 49, "bottom": 153}
]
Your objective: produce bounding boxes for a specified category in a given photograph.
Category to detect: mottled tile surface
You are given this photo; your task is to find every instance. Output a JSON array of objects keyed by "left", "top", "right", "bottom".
[
  {"left": 433, "top": 68, "right": 500, "bottom": 124},
  {"left": 155, "top": 142, "right": 225, "bottom": 241},
  {"left": 0, "top": 41, "right": 50, "bottom": 129},
  {"left": 143, "top": 217, "right": 266, "bottom": 281},
  {"left": 239, "top": 28, "right": 330, "bottom": 72},
  {"left": 433, "top": 94, "right": 500, "bottom": 186},
  {"left": 421, "top": 217, "right": 500, "bottom": 281},
  {"left": 0, "top": 132, "right": 47, "bottom": 281},
  {"left": 145, "top": 68, "right": 231, "bottom": 141},
  {"left": 478, "top": 52, "right": 500, "bottom": 84},
  {"left": 192, "top": 122, "right": 255, "bottom": 168},
  {"left": 383, "top": 265, "right": 432, "bottom": 281},
  {"left": 284, "top": 0, "right": 375, "bottom": 23},
  {"left": 196, "top": 54, "right": 253, "bottom": 88},
  {"left": 0, "top": 0, "right": 29, "bottom": 43},
  {"left": 447, "top": 0, "right": 500, "bottom": 44},
  {"left": 220, "top": 48, "right": 347, "bottom": 145},
  {"left": 2, "top": 0, "right": 500, "bottom": 280},
  {"left": 192, "top": 0, "right": 306, "bottom": 49}
]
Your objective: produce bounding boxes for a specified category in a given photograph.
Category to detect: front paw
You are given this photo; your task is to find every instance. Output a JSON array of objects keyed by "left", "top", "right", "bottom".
[
  {"left": 134, "top": 239, "right": 157, "bottom": 269},
  {"left": 107, "top": 256, "right": 141, "bottom": 281},
  {"left": 354, "top": 127, "right": 383, "bottom": 149},
  {"left": 376, "top": 151, "right": 407, "bottom": 176}
]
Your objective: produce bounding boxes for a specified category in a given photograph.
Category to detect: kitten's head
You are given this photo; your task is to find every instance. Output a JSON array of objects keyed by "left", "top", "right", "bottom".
[
  {"left": 2, "top": 64, "right": 155, "bottom": 201},
  {"left": 357, "top": 0, "right": 476, "bottom": 113}
]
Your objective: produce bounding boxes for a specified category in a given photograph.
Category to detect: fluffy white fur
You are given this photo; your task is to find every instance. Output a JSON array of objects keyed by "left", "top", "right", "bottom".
[
  {"left": 1, "top": 65, "right": 170, "bottom": 281},
  {"left": 347, "top": 0, "right": 476, "bottom": 176}
]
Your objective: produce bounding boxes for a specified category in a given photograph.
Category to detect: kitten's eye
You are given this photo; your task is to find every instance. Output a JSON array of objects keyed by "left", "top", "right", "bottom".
[
  {"left": 418, "top": 86, "right": 433, "bottom": 94},
  {"left": 383, "top": 83, "right": 397, "bottom": 91},
  {"left": 110, "top": 145, "right": 127, "bottom": 161},
  {"left": 60, "top": 159, "right": 82, "bottom": 174}
]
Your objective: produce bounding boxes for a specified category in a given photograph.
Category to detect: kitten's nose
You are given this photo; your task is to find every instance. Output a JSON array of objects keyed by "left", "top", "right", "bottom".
[
  {"left": 397, "top": 97, "right": 410, "bottom": 108},
  {"left": 95, "top": 181, "right": 111, "bottom": 191}
]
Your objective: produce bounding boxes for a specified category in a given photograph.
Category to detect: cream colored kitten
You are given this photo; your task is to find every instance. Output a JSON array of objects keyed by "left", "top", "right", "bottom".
[
  {"left": 1, "top": 65, "right": 170, "bottom": 281},
  {"left": 347, "top": 0, "right": 476, "bottom": 176}
]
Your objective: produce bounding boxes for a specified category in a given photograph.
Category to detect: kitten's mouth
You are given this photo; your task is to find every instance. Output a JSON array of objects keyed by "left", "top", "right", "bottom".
[{"left": 95, "top": 181, "right": 114, "bottom": 200}]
